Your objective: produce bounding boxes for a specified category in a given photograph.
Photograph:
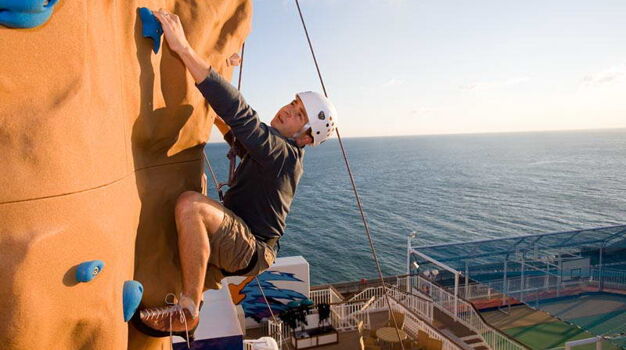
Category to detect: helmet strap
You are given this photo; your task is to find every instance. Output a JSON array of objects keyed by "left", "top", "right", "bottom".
[{"left": 292, "top": 123, "right": 311, "bottom": 139}]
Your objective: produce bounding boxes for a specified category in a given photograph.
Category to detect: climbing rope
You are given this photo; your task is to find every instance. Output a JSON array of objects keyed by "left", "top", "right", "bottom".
[
  {"left": 202, "top": 44, "right": 287, "bottom": 347},
  {"left": 294, "top": 1, "right": 406, "bottom": 348},
  {"left": 237, "top": 43, "right": 245, "bottom": 90}
]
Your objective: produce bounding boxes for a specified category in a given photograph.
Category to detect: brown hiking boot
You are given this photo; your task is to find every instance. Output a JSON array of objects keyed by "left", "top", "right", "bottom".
[{"left": 132, "top": 294, "right": 199, "bottom": 346}]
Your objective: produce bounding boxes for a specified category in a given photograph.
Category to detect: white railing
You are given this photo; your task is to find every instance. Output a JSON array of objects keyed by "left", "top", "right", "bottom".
[
  {"left": 348, "top": 285, "right": 386, "bottom": 302},
  {"left": 388, "top": 286, "right": 434, "bottom": 322},
  {"left": 310, "top": 286, "right": 343, "bottom": 305},
  {"left": 591, "top": 267, "right": 626, "bottom": 290},
  {"left": 456, "top": 268, "right": 626, "bottom": 306},
  {"left": 565, "top": 336, "right": 605, "bottom": 350},
  {"left": 311, "top": 287, "right": 372, "bottom": 331},
  {"left": 388, "top": 298, "right": 463, "bottom": 350},
  {"left": 416, "top": 276, "right": 527, "bottom": 350},
  {"left": 268, "top": 298, "right": 374, "bottom": 341},
  {"left": 463, "top": 274, "right": 626, "bottom": 306},
  {"left": 266, "top": 284, "right": 466, "bottom": 350},
  {"left": 309, "top": 289, "right": 330, "bottom": 305},
  {"left": 457, "top": 282, "right": 503, "bottom": 301},
  {"left": 263, "top": 318, "right": 284, "bottom": 350},
  {"left": 347, "top": 284, "right": 434, "bottom": 322},
  {"left": 331, "top": 300, "right": 368, "bottom": 331}
]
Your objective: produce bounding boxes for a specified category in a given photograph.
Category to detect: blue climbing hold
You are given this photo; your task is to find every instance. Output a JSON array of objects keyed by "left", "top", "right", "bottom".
[
  {"left": 123, "top": 280, "right": 144, "bottom": 322},
  {"left": 139, "top": 7, "right": 163, "bottom": 54},
  {"left": 76, "top": 260, "right": 105, "bottom": 283},
  {"left": 0, "top": 0, "right": 59, "bottom": 28}
]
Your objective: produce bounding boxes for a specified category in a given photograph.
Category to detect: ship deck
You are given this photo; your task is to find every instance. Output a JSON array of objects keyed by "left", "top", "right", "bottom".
[{"left": 246, "top": 311, "right": 410, "bottom": 350}]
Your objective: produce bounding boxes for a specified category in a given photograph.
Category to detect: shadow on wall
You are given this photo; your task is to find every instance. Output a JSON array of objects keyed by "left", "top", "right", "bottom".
[{"left": 130, "top": 7, "right": 202, "bottom": 316}]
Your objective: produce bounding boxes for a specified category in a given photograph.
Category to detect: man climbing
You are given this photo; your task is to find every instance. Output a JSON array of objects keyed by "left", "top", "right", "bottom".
[{"left": 134, "top": 9, "right": 338, "bottom": 340}]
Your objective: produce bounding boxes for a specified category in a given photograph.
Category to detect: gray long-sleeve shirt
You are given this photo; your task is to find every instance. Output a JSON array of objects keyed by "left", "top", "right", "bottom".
[{"left": 196, "top": 69, "right": 304, "bottom": 242}]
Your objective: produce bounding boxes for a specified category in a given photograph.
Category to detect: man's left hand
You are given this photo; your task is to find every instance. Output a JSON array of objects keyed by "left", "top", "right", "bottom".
[{"left": 227, "top": 53, "right": 241, "bottom": 67}]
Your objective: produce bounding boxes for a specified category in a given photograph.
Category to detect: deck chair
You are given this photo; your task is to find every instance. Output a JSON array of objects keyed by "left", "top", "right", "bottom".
[
  {"left": 426, "top": 338, "right": 443, "bottom": 350},
  {"left": 401, "top": 339, "right": 413, "bottom": 350},
  {"left": 410, "top": 339, "right": 424, "bottom": 350},
  {"left": 359, "top": 321, "right": 378, "bottom": 346},
  {"left": 360, "top": 336, "right": 382, "bottom": 350},
  {"left": 384, "top": 311, "right": 405, "bottom": 329}
]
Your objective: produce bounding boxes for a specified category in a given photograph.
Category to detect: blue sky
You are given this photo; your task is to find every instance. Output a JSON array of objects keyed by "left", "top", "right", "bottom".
[{"left": 210, "top": 0, "right": 626, "bottom": 141}]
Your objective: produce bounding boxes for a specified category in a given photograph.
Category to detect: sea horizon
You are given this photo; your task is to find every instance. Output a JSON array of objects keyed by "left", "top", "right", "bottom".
[
  {"left": 207, "top": 126, "right": 626, "bottom": 144},
  {"left": 205, "top": 128, "right": 626, "bottom": 285}
]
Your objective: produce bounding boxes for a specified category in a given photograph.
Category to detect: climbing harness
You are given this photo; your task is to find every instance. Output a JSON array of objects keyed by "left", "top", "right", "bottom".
[
  {"left": 203, "top": 43, "right": 245, "bottom": 202},
  {"left": 293, "top": 1, "right": 406, "bottom": 348}
]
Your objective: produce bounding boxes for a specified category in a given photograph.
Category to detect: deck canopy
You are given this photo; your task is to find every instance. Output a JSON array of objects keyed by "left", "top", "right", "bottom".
[
  {"left": 412, "top": 225, "right": 626, "bottom": 274},
  {"left": 409, "top": 225, "right": 626, "bottom": 348}
]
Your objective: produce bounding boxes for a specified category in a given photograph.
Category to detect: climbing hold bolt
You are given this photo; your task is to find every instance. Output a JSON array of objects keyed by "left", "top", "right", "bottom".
[
  {"left": 123, "top": 280, "right": 144, "bottom": 322},
  {"left": 75, "top": 260, "right": 105, "bottom": 283}
]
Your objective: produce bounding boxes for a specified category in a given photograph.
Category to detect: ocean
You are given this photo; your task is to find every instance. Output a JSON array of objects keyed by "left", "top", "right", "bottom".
[{"left": 204, "top": 129, "right": 626, "bottom": 285}]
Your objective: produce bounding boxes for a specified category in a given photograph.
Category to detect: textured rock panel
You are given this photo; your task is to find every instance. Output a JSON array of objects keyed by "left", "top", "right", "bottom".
[{"left": 0, "top": 1, "right": 252, "bottom": 349}]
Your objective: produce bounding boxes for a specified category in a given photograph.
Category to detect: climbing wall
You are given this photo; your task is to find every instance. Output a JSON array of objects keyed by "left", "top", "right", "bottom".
[{"left": 0, "top": 1, "right": 252, "bottom": 349}]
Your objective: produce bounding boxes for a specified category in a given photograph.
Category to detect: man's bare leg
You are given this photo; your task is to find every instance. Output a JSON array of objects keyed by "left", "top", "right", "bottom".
[{"left": 175, "top": 191, "right": 225, "bottom": 316}]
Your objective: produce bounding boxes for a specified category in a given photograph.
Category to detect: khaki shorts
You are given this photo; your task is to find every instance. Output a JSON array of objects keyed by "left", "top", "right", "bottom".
[{"left": 204, "top": 207, "right": 276, "bottom": 290}]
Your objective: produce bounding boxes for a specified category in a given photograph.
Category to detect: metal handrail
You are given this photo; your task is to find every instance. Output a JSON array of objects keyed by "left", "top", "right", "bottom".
[
  {"left": 417, "top": 276, "right": 528, "bottom": 350},
  {"left": 387, "top": 294, "right": 463, "bottom": 350}
]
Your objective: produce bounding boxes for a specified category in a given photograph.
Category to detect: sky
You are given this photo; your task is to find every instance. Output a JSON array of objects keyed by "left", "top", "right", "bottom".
[{"left": 210, "top": 0, "right": 626, "bottom": 141}]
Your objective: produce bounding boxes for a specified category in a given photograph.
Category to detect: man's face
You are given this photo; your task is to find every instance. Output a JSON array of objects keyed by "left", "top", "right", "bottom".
[{"left": 271, "top": 96, "right": 309, "bottom": 138}]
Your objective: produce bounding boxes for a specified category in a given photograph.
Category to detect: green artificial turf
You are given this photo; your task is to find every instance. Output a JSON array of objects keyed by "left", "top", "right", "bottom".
[{"left": 503, "top": 321, "right": 622, "bottom": 350}]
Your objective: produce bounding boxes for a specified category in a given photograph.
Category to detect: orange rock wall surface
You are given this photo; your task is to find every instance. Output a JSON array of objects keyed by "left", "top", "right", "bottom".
[{"left": 0, "top": 1, "right": 252, "bottom": 349}]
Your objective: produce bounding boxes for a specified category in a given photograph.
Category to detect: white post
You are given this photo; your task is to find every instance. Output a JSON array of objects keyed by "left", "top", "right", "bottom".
[
  {"left": 520, "top": 253, "right": 526, "bottom": 302},
  {"left": 406, "top": 235, "right": 412, "bottom": 293},
  {"left": 502, "top": 258, "right": 508, "bottom": 306},
  {"left": 543, "top": 260, "right": 550, "bottom": 291},
  {"left": 454, "top": 272, "right": 459, "bottom": 321},
  {"left": 557, "top": 253, "right": 562, "bottom": 297},
  {"left": 598, "top": 244, "right": 604, "bottom": 291},
  {"left": 464, "top": 261, "right": 469, "bottom": 299}
]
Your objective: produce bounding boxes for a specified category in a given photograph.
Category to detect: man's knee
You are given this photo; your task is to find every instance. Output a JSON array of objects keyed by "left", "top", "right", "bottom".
[
  {"left": 175, "top": 191, "right": 224, "bottom": 233},
  {"left": 175, "top": 191, "right": 204, "bottom": 218}
]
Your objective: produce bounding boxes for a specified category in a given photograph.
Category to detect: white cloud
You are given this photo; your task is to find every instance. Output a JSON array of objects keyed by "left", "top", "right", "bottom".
[
  {"left": 504, "top": 77, "right": 531, "bottom": 86},
  {"left": 381, "top": 78, "right": 403, "bottom": 88},
  {"left": 460, "top": 76, "right": 530, "bottom": 90},
  {"left": 408, "top": 107, "right": 442, "bottom": 118},
  {"left": 367, "top": 0, "right": 405, "bottom": 5},
  {"left": 581, "top": 64, "right": 626, "bottom": 86}
]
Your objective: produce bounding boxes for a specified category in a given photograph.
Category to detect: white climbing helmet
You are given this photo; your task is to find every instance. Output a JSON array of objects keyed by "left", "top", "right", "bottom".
[{"left": 295, "top": 91, "right": 338, "bottom": 146}]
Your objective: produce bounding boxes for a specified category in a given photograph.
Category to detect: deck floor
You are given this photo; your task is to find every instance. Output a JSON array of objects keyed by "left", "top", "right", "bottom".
[{"left": 245, "top": 311, "right": 401, "bottom": 350}]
